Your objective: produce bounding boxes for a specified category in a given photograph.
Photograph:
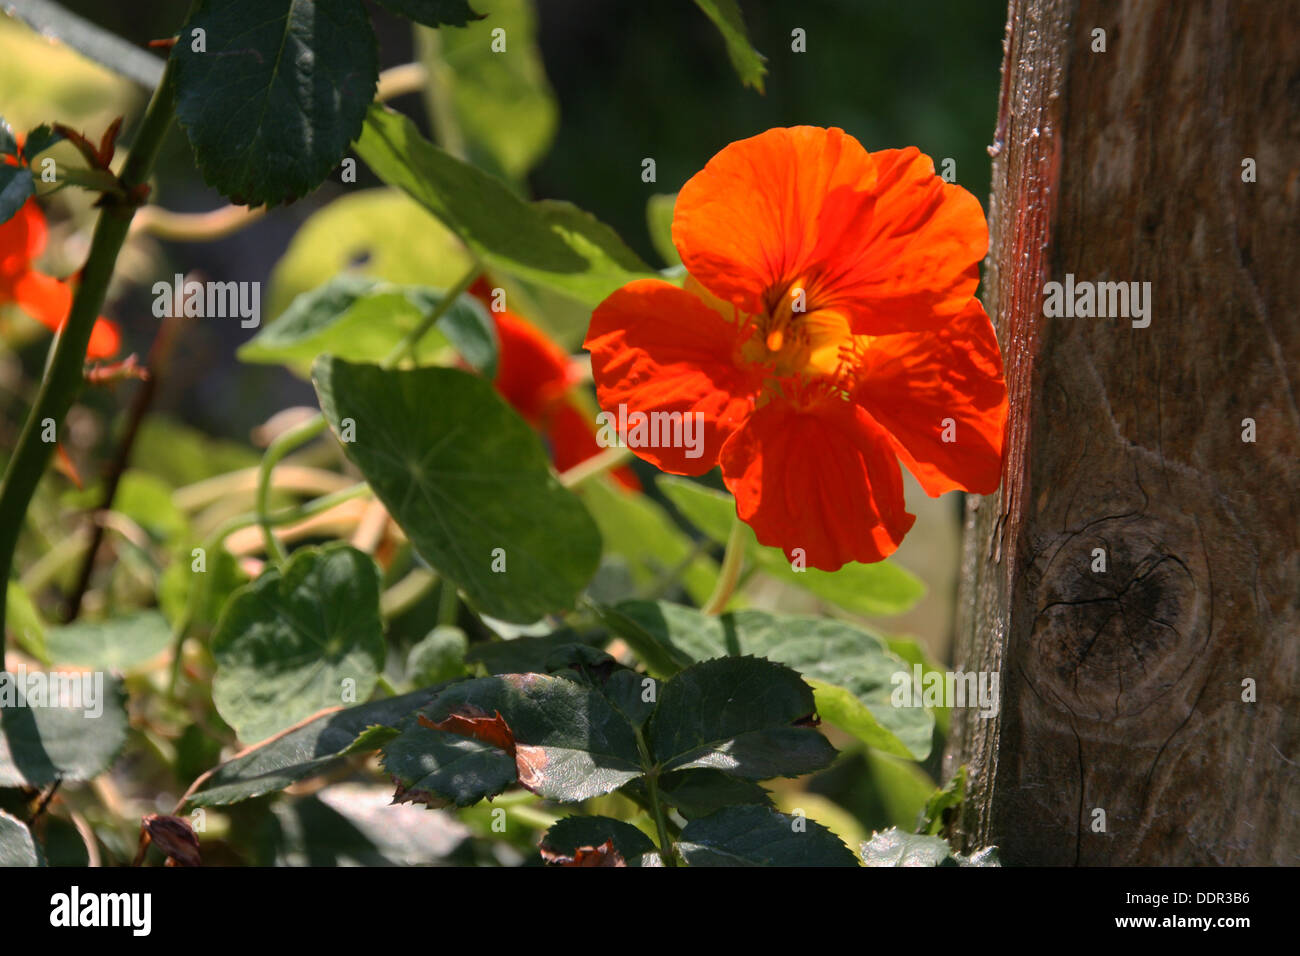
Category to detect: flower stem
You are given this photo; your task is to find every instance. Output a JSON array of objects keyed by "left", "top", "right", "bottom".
[
  {"left": 255, "top": 415, "right": 328, "bottom": 567},
  {"left": 381, "top": 267, "right": 480, "bottom": 369},
  {"left": 559, "top": 445, "right": 632, "bottom": 488},
  {"left": 0, "top": 54, "right": 181, "bottom": 662},
  {"left": 702, "top": 514, "right": 747, "bottom": 615}
]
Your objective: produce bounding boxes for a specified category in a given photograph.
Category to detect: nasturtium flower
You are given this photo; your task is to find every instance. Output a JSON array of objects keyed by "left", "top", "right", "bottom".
[
  {"left": 584, "top": 127, "right": 1007, "bottom": 570},
  {"left": 472, "top": 280, "right": 639, "bottom": 490},
  {"left": 0, "top": 189, "right": 120, "bottom": 359}
]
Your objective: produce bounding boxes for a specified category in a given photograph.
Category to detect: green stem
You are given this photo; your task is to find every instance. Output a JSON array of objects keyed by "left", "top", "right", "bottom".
[
  {"left": 702, "top": 515, "right": 747, "bottom": 615},
  {"left": 381, "top": 267, "right": 480, "bottom": 369},
  {"left": 559, "top": 445, "right": 633, "bottom": 489},
  {"left": 0, "top": 53, "right": 181, "bottom": 662},
  {"left": 634, "top": 726, "right": 676, "bottom": 866},
  {"left": 436, "top": 578, "right": 459, "bottom": 626},
  {"left": 255, "top": 415, "right": 328, "bottom": 566}
]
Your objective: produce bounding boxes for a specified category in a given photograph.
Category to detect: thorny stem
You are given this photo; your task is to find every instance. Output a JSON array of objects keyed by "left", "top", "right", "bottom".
[
  {"left": 702, "top": 514, "right": 747, "bottom": 614},
  {"left": 0, "top": 53, "right": 182, "bottom": 663}
]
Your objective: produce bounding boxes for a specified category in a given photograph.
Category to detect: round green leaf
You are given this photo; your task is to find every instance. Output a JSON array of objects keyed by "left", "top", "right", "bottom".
[
  {"left": 45, "top": 611, "right": 172, "bottom": 672},
  {"left": 171, "top": 0, "right": 378, "bottom": 205},
  {"left": 0, "top": 673, "right": 129, "bottom": 786},
  {"left": 312, "top": 358, "right": 602, "bottom": 623},
  {"left": 211, "top": 544, "right": 387, "bottom": 743}
]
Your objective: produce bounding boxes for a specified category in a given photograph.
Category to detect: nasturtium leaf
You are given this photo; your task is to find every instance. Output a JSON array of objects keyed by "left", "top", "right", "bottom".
[
  {"left": 888, "top": 636, "right": 951, "bottom": 735},
  {"left": 267, "top": 188, "right": 474, "bottom": 317},
  {"left": 0, "top": 673, "right": 128, "bottom": 786},
  {"left": 185, "top": 688, "right": 443, "bottom": 808},
  {"left": 312, "top": 358, "right": 602, "bottom": 623},
  {"left": 657, "top": 476, "right": 924, "bottom": 616},
  {"left": 406, "top": 626, "right": 469, "bottom": 686},
  {"left": 419, "top": 673, "right": 643, "bottom": 801},
  {"left": 45, "top": 611, "right": 172, "bottom": 672},
  {"left": 605, "top": 600, "right": 934, "bottom": 759},
  {"left": 355, "top": 105, "right": 655, "bottom": 306},
  {"left": 170, "top": 0, "right": 378, "bottom": 205},
  {"left": 859, "top": 827, "right": 1001, "bottom": 867},
  {"left": 211, "top": 544, "right": 387, "bottom": 743},
  {"left": 0, "top": 810, "right": 41, "bottom": 867},
  {"left": 647, "top": 656, "right": 838, "bottom": 778},
  {"left": 5, "top": 580, "right": 49, "bottom": 664},
  {"left": 0, "top": 164, "right": 35, "bottom": 226},
  {"left": 378, "top": 0, "right": 483, "bottom": 27},
  {"left": 241, "top": 275, "right": 497, "bottom": 376},
  {"left": 416, "top": 0, "right": 555, "bottom": 182},
  {"left": 645, "top": 193, "right": 680, "bottom": 267},
  {"left": 382, "top": 715, "right": 517, "bottom": 807},
  {"left": 693, "top": 0, "right": 768, "bottom": 92},
  {"left": 677, "top": 806, "right": 858, "bottom": 867},
  {"left": 540, "top": 815, "right": 660, "bottom": 867}
]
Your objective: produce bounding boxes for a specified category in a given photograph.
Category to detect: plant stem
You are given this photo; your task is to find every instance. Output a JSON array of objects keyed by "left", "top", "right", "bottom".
[
  {"left": 559, "top": 445, "right": 633, "bottom": 489},
  {"left": 0, "top": 55, "right": 180, "bottom": 661},
  {"left": 634, "top": 726, "right": 676, "bottom": 866},
  {"left": 255, "top": 415, "right": 328, "bottom": 566},
  {"left": 381, "top": 267, "right": 480, "bottom": 369},
  {"left": 702, "top": 515, "right": 747, "bottom": 614}
]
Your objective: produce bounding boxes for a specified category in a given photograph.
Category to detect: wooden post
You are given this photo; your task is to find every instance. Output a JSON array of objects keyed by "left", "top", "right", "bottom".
[{"left": 946, "top": 0, "right": 1300, "bottom": 865}]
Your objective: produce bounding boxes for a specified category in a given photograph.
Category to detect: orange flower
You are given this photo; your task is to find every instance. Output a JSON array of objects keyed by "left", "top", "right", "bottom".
[
  {"left": 584, "top": 127, "right": 1006, "bottom": 570},
  {"left": 471, "top": 279, "right": 639, "bottom": 490},
  {"left": 0, "top": 194, "right": 120, "bottom": 359}
]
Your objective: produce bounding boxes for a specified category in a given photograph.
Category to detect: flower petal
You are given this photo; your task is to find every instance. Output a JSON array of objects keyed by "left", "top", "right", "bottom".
[
  {"left": 0, "top": 200, "right": 47, "bottom": 271},
  {"left": 854, "top": 297, "right": 1006, "bottom": 496},
  {"left": 834, "top": 147, "right": 988, "bottom": 335},
  {"left": 672, "top": 127, "right": 878, "bottom": 318},
  {"left": 10, "top": 270, "right": 120, "bottom": 359},
  {"left": 719, "top": 398, "right": 915, "bottom": 570},
  {"left": 585, "top": 279, "right": 758, "bottom": 474}
]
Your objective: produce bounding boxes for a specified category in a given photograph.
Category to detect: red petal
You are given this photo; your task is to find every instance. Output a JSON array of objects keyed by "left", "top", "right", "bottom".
[
  {"left": 854, "top": 297, "right": 1006, "bottom": 496},
  {"left": 10, "top": 269, "right": 71, "bottom": 331},
  {"left": 673, "top": 127, "right": 878, "bottom": 318},
  {"left": 584, "top": 279, "right": 758, "bottom": 475},
  {"left": 0, "top": 200, "right": 47, "bottom": 270},
  {"left": 719, "top": 398, "right": 915, "bottom": 570},
  {"left": 544, "top": 400, "right": 641, "bottom": 491}
]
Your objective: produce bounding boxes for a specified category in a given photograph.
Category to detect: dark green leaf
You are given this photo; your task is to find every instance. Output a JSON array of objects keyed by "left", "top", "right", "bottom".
[
  {"left": 185, "top": 687, "right": 443, "bottom": 807},
  {"left": 170, "top": 0, "right": 378, "bottom": 205},
  {"left": 312, "top": 358, "right": 602, "bottom": 623},
  {"left": 382, "top": 715, "right": 517, "bottom": 807},
  {"left": 540, "top": 815, "right": 660, "bottom": 866},
  {"left": 859, "top": 827, "right": 1000, "bottom": 866},
  {"left": 677, "top": 806, "right": 858, "bottom": 866},
  {"left": 423, "top": 673, "right": 643, "bottom": 801},
  {"left": 647, "top": 656, "right": 838, "bottom": 778},
  {"left": 45, "top": 611, "right": 172, "bottom": 672},
  {"left": 0, "top": 810, "right": 41, "bottom": 867},
  {"left": 0, "top": 673, "right": 128, "bottom": 786},
  {"left": 693, "top": 0, "right": 768, "bottom": 92},
  {"left": 21, "top": 124, "right": 65, "bottom": 159},
  {"left": 655, "top": 768, "right": 771, "bottom": 820},
  {"left": 465, "top": 629, "right": 603, "bottom": 676},
  {"left": 355, "top": 105, "right": 654, "bottom": 306},
  {"left": 606, "top": 600, "right": 934, "bottom": 759},
  {"left": 378, "top": 0, "right": 484, "bottom": 28},
  {"left": 0, "top": 165, "right": 35, "bottom": 226},
  {"left": 211, "top": 544, "right": 387, "bottom": 742}
]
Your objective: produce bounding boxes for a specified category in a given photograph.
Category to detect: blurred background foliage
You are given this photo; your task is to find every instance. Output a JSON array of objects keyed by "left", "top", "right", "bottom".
[{"left": 0, "top": 0, "right": 1005, "bottom": 864}]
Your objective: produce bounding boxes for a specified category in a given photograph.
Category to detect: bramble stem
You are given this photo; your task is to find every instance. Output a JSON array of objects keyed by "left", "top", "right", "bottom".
[
  {"left": 702, "top": 515, "right": 747, "bottom": 614},
  {"left": 0, "top": 54, "right": 181, "bottom": 663}
]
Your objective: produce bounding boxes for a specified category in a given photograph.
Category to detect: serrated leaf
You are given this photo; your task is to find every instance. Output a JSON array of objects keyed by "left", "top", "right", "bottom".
[
  {"left": 677, "top": 806, "right": 858, "bottom": 866},
  {"left": 604, "top": 600, "right": 934, "bottom": 759},
  {"left": 0, "top": 164, "right": 35, "bottom": 225},
  {"left": 378, "top": 0, "right": 483, "bottom": 28},
  {"left": 654, "top": 768, "right": 771, "bottom": 819},
  {"left": 382, "top": 715, "right": 517, "bottom": 807},
  {"left": 170, "top": 0, "right": 378, "bottom": 205},
  {"left": 45, "top": 611, "right": 172, "bottom": 672},
  {"left": 0, "top": 810, "right": 41, "bottom": 867},
  {"left": 647, "top": 656, "right": 838, "bottom": 778},
  {"left": 0, "top": 673, "right": 128, "bottom": 786},
  {"left": 241, "top": 275, "right": 497, "bottom": 376},
  {"left": 211, "top": 544, "right": 387, "bottom": 743},
  {"left": 185, "top": 687, "right": 443, "bottom": 807},
  {"left": 860, "top": 827, "right": 1000, "bottom": 866},
  {"left": 540, "top": 815, "right": 660, "bottom": 867},
  {"left": 312, "top": 358, "right": 601, "bottom": 623},
  {"left": 355, "top": 105, "right": 655, "bottom": 306},
  {"left": 657, "top": 476, "right": 924, "bottom": 616},
  {"left": 416, "top": 0, "right": 555, "bottom": 182},
  {"left": 693, "top": 0, "right": 767, "bottom": 92},
  {"left": 21, "top": 124, "right": 65, "bottom": 159},
  {"left": 421, "top": 673, "right": 643, "bottom": 801}
]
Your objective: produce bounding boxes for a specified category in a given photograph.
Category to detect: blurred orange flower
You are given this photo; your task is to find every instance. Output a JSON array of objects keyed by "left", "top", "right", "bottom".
[
  {"left": 472, "top": 279, "right": 638, "bottom": 490},
  {"left": 584, "top": 127, "right": 1006, "bottom": 570}
]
